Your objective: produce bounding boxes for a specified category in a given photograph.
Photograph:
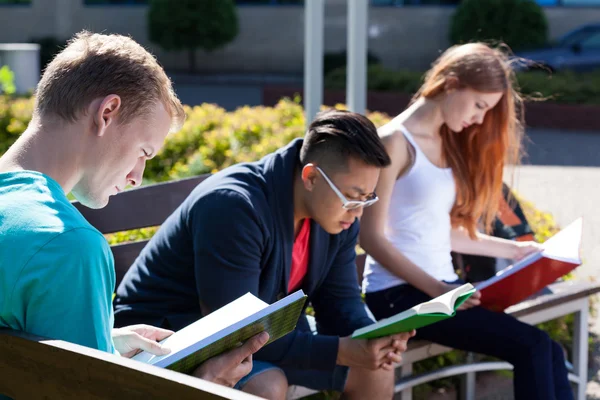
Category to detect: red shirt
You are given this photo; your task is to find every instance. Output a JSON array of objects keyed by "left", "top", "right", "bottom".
[{"left": 288, "top": 218, "right": 311, "bottom": 293}]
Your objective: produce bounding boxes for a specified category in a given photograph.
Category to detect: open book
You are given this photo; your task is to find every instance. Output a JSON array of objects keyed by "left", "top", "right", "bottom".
[
  {"left": 352, "top": 283, "right": 476, "bottom": 339},
  {"left": 132, "top": 290, "right": 307, "bottom": 373},
  {"left": 477, "top": 217, "right": 583, "bottom": 312}
]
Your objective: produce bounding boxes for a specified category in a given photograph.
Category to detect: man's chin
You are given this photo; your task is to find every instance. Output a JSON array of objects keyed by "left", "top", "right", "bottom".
[
  {"left": 74, "top": 195, "right": 109, "bottom": 210},
  {"left": 323, "top": 225, "right": 344, "bottom": 235}
]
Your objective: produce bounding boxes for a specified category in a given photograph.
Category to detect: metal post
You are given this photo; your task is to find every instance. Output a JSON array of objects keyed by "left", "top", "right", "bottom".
[
  {"left": 460, "top": 353, "right": 476, "bottom": 400},
  {"left": 304, "top": 0, "right": 325, "bottom": 125},
  {"left": 573, "top": 302, "right": 589, "bottom": 400},
  {"left": 347, "top": 0, "right": 368, "bottom": 114},
  {"left": 400, "top": 363, "right": 413, "bottom": 400}
]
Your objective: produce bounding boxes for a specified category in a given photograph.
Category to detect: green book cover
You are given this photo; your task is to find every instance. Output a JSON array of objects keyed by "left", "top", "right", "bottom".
[
  {"left": 352, "top": 284, "right": 476, "bottom": 340},
  {"left": 132, "top": 290, "right": 307, "bottom": 374}
]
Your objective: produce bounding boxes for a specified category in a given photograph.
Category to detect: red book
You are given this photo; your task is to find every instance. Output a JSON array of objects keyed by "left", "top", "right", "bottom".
[{"left": 477, "top": 218, "right": 583, "bottom": 312}]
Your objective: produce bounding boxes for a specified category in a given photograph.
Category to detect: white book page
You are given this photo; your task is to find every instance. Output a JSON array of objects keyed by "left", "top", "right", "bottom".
[
  {"left": 476, "top": 217, "right": 583, "bottom": 291},
  {"left": 415, "top": 284, "right": 474, "bottom": 315},
  {"left": 541, "top": 217, "right": 582, "bottom": 264},
  {"left": 132, "top": 293, "right": 268, "bottom": 364},
  {"left": 351, "top": 308, "right": 417, "bottom": 338}
]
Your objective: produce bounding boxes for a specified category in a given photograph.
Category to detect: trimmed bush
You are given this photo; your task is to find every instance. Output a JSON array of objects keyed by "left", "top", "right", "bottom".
[
  {"left": 325, "top": 65, "right": 600, "bottom": 105},
  {"left": 324, "top": 50, "right": 381, "bottom": 76},
  {"left": 0, "top": 66, "right": 16, "bottom": 95},
  {"left": 29, "top": 36, "right": 67, "bottom": 73},
  {"left": 148, "top": 0, "right": 239, "bottom": 72},
  {"left": 0, "top": 95, "right": 34, "bottom": 154},
  {"left": 450, "top": 0, "right": 548, "bottom": 51}
]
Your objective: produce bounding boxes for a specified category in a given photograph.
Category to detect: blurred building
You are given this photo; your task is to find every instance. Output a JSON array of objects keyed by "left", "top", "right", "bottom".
[{"left": 1, "top": 0, "right": 600, "bottom": 73}]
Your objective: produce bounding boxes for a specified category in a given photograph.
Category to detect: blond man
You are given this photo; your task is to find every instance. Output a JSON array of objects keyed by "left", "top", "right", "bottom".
[{"left": 0, "top": 31, "right": 266, "bottom": 389}]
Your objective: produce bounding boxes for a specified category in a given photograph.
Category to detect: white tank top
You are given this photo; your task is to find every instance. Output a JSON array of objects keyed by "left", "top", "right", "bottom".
[{"left": 362, "top": 125, "right": 459, "bottom": 293}]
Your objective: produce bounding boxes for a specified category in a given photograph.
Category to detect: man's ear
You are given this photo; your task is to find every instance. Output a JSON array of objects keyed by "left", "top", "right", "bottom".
[
  {"left": 93, "top": 94, "right": 122, "bottom": 137},
  {"left": 301, "top": 163, "right": 318, "bottom": 192}
]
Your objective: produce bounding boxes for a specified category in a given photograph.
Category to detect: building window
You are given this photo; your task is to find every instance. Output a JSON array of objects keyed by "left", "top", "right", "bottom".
[
  {"left": 372, "top": 0, "right": 460, "bottom": 5},
  {"left": 84, "top": 0, "right": 303, "bottom": 4},
  {"left": 84, "top": 0, "right": 148, "bottom": 4},
  {"left": 535, "top": 0, "right": 600, "bottom": 4},
  {"left": 0, "top": 0, "right": 32, "bottom": 4},
  {"left": 372, "top": 0, "right": 600, "bottom": 5},
  {"left": 235, "top": 0, "right": 303, "bottom": 4},
  {"left": 560, "top": 0, "right": 600, "bottom": 5}
]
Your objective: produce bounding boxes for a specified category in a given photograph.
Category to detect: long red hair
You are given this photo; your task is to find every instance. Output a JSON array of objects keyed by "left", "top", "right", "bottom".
[{"left": 412, "top": 43, "right": 524, "bottom": 238}]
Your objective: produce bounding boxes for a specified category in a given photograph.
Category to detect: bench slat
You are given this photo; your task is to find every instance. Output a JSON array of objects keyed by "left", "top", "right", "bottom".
[
  {"left": 507, "top": 281, "right": 600, "bottom": 318},
  {"left": 0, "top": 329, "right": 258, "bottom": 400},
  {"left": 73, "top": 175, "right": 210, "bottom": 234},
  {"left": 112, "top": 240, "right": 150, "bottom": 286}
]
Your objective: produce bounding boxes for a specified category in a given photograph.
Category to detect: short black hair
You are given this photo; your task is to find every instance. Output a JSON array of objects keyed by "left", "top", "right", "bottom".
[{"left": 299, "top": 109, "right": 391, "bottom": 171}]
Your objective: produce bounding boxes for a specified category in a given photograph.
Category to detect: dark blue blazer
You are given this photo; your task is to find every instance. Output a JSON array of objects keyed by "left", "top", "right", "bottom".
[{"left": 114, "top": 139, "right": 374, "bottom": 370}]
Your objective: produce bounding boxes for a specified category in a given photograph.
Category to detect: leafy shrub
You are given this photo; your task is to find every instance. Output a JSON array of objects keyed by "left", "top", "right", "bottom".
[
  {"left": 325, "top": 65, "right": 600, "bottom": 105},
  {"left": 324, "top": 50, "right": 381, "bottom": 76},
  {"left": 29, "top": 36, "right": 67, "bottom": 73},
  {"left": 148, "top": 0, "right": 239, "bottom": 72},
  {"left": 450, "top": 0, "right": 548, "bottom": 52},
  {"left": 0, "top": 66, "right": 16, "bottom": 95},
  {"left": 0, "top": 95, "right": 34, "bottom": 154},
  {"left": 326, "top": 64, "right": 423, "bottom": 93}
]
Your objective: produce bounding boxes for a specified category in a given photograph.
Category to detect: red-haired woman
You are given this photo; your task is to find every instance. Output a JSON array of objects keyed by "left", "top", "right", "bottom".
[{"left": 359, "top": 43, "right": 572, "bottom": 400}]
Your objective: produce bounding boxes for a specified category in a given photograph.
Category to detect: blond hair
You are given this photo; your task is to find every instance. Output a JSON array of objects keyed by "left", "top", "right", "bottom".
[{"left": 35, "top": 30, "right": 185, "bottom": 132}]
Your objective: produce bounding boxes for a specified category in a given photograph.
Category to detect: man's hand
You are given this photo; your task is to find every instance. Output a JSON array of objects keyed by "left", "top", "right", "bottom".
[
  {"left": 513, "top": 241, "right": 543, "bottom": 261},
  {"left": 193, "top": 331, "right": 269, "bottom": 388},
  {"left": 336, "top": 330, "right": 415, "bottom": 370},
  {"left": 442, "top": 283, "right": 482, "bottom": 310},
  {"left": 112, "top": 324, "right": 174, "bottom": 358}
]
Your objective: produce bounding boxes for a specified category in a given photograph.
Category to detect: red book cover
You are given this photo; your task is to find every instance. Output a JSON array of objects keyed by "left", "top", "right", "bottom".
[{"left": 477, "top": 218, "right": 583, "bottom": 312}]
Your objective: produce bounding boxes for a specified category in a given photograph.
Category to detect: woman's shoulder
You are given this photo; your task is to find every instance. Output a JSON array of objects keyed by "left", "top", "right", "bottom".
[{"left": 379, "top": 122, "right": 409, "bottom": 158}]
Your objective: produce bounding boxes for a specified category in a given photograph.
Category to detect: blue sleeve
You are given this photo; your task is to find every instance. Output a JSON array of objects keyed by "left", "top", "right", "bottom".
[
  {"left": 311, "top": 221, "right": 375, "bottom": 336},
  {"left": 190, "top": 190, "right": 340, "bottom": 371},
  {"left": 15, "top": 228, "right": 116, "bottom": 354}
]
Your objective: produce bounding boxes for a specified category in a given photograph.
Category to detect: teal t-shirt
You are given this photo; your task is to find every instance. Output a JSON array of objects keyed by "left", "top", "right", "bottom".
[{"left": 0, "top": 171, "right": 116, "bottom": 354}]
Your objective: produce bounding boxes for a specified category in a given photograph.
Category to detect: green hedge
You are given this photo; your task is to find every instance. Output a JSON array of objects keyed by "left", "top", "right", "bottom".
[
  {"left": 0, "top": 95, "right": 33, "bottom": 154},
  {"left": 450, "top": 0, "right": 548, "bottom": 52},
  {"left": 325, "top": 65, "right": 600, "bottom": 105}
]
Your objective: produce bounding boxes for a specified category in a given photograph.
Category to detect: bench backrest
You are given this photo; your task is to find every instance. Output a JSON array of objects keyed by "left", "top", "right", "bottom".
[
  {"left": 73, "top": 175, "right": 210, "bottom": 286},
  {"left": 73, "top": 174, "right": 368, "bottom": 287}
]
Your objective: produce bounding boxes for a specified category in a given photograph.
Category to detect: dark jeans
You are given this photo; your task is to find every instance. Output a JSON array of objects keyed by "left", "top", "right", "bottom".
[{"left": 365, "top": 281, "right": 574, "bottom": 400}]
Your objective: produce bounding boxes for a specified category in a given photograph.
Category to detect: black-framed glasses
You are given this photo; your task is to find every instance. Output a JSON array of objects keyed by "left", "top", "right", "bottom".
[{"left": 315, "top": 166, "right": 379, "bottom": 210}]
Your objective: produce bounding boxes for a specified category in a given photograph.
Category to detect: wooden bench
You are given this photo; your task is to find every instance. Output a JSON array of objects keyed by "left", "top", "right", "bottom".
[
  {"left": 75, "top": 175, "right": 599, "bottom": 400},
  {"left": 2, "top": 175, "right": 596, "bottom": 399},
  {"left": 0, "top": 329, "right": 259, "bottom": 400}
]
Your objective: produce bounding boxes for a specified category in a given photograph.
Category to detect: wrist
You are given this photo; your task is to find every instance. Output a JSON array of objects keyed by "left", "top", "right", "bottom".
[
  {"left": 336, "top": 336, "right": 350, "bottom": 366},
  {"left": 509, "top": 241, "right": 521, "bottom": 259},
  {"left": 194, "top": 363, "right": 215, "bottom": 382},
  {"left": 429, "top": 281, "right": 448, "bottom": 298}
]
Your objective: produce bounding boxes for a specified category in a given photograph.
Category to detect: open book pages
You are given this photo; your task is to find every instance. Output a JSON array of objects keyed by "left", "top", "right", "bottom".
[
  {"left": 541, "top": 217, "right": 583, "bottom": 264},
  {"left": 476, "top": 217, "right": 583, "bottom": 291},
  {"left": 351, "top": 283, "right": 475, "bottom": 339},
  {"left": 415, "top": 283, "right": 476, "bottom": 315},
  {"left": 132, "top": 290, "right": 307, "bottom": 372},
  {"left": 132, "top": 293, "right": 268, "bottom": 364}
]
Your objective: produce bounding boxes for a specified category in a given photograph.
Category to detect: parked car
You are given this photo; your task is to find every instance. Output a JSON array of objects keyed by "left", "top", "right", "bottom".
[{"left": 515, "top": 23, "right": 600, "bottom": 72}]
